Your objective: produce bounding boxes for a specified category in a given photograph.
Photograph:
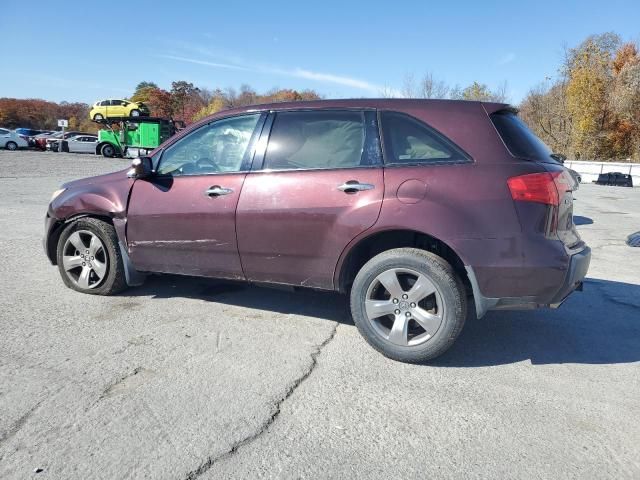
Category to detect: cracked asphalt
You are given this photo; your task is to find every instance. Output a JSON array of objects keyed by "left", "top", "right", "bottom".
[{"left": 1, "top": 151, "right": 639, "bottom": 479}]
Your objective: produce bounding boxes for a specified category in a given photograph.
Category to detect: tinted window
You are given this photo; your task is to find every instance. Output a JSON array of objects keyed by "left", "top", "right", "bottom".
[
  {"left": 158, "top": 114, "right": 260, "bottom": 176},
  {"left": 490, "top": 111, "right": 554, "bottom": 162},
  {"left": 381, "top": 112, "right": 468, "bottom": 164},
  {"left": 0, "top": 129, "right": 9, "bottom": 135},
  {"left": 264, "top": 111, "right": 365, "bottom": 170}
]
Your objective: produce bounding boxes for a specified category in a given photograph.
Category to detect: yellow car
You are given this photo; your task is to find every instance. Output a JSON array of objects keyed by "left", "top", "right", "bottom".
[{"left": 89, "top": 99, "right": 150, "bottom": 121}]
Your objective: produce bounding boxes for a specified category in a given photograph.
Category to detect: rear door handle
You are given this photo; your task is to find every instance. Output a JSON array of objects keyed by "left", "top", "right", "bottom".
[
  {"left": 205, "top": 185, "right": 233, "bottom": 196},
  {"left": 337, "top": 181, "right": 375, "bottom": 193}
]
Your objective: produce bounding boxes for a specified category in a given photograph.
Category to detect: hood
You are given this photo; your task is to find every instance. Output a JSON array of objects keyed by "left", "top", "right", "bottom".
[{"left": 63, "top": 169, "right": 130, "bottom": 189}]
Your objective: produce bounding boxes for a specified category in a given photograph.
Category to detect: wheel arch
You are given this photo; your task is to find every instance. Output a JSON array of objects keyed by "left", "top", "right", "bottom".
[
  {"left": 335, "top": 228, "right": 471, "bottom": 296},
  {"left": 46, "top": 213, "right": 144, "bottom": 286},
  {"left": 46, "top": 213, "right": 115, "bottom": 265}
]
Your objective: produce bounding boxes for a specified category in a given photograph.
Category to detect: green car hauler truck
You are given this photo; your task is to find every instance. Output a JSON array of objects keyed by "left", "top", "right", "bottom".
[{"left": 95, "top": 117, "right": 184, "bottom": 158}]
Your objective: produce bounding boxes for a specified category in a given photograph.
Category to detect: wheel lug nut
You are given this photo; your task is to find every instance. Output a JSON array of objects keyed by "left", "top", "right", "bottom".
[
  {"left": 405, "top": 312, "right": 411, "bottom": 317},
  {"left": 82, "top": 262, "right": 86, "bottom": 266},
  {"left": 402, "top": 294, "right": 408, "bottom": 299},
  {"left": 393, "top": 298, "right": 399, "bottom": 304},
  {"left": 394, "top": 309, "right": 401, "bottom": 315},
  {"left": 410, "top": 303, "right": 416, "bottom": 308}
]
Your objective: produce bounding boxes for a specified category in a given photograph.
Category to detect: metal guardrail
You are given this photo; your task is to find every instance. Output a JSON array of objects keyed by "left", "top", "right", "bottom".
[{"left": 565, "top": 160, "right": 640, "bottom": 186}]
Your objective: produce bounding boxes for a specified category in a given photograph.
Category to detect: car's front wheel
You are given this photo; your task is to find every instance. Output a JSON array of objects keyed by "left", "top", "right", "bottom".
[
  {"left": 129, "top": 109, "right": 140, "bottom": 117},
  {"left": 56, "top": 217, "right": 127, "bottom": 295},
  {"left": 93, "top": 113, "right": 104, "bottom": 121},
  {"left": 5, "top": 141, "right": 18, "bottom": 151},
  {"left": 350, "top": 248, "right": 467, "bottom": 363}
]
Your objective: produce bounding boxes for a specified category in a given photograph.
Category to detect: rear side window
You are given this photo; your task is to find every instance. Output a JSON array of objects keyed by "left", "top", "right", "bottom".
[
  {"left": 380, "top": 112, "right": 469, "bottom": 165},
  {"left": 264, "top": 111, "right": 365, "bottom": 170},
  {"left": 490, "top": 110, "right": 553, "bottom": 161}
]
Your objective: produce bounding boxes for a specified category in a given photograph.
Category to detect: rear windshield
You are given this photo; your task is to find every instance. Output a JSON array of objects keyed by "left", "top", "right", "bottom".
[{"left": 491, "top": 110, "right": 556, "bottom": 162}]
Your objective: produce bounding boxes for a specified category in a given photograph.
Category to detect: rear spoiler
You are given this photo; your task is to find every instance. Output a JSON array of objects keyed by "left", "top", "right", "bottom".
[{"left": 481, "top": 103, "right": 517, "bottom": 115}]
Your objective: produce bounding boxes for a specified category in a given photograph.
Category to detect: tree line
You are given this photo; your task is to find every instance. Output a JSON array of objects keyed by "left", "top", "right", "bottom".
[
  {"left": 1, "top": 31, "right": 637, "bottom": 160},
  {"left": 520, "top": 33, "right": 639, "bottom": 161}
]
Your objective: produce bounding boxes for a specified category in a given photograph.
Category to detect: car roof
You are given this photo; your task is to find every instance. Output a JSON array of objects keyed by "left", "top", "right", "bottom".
[{"left": 203, "top": 98, "right": 509, "bottom": 118}]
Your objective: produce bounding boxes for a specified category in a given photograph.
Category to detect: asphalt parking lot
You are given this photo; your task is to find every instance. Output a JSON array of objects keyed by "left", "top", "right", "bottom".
[{"left": 0, "top": 150, "right": 639, "bottom": 479}]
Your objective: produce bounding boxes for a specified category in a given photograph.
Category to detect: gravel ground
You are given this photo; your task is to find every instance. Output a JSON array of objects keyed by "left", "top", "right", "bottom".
[{"left": 0, "top": 150, "right": 638, "bottom": 479}]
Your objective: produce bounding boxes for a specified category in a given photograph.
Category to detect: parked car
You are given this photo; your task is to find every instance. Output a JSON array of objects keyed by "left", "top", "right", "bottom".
[
  {"left": 44, "top": 99, "right": 591, "bottom": 363},
  {"left": 46, "top": 131, "right": 90, "bottom": 151},
  {"left": 64, "top": 135, "right": 98, "bottom": 154},
  {"left": 31, "top": 131, "right": 57, "bottom": 149},
  {"left": 0, "top": 128, "right": 29, "bottom": 150},
  {"left": 89, "top": 99, "right": 150, "bottom": 121},
  {"left": 566, "top": 168, "right": 582, "bottom": 189},
  {"left": 15, "top": 128, "right": 43, "bottom": 137}
]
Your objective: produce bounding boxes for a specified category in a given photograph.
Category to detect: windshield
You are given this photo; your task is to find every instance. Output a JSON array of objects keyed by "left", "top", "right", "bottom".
[{"left": 491, "top": 110, "right": 558, "bottom": 163}]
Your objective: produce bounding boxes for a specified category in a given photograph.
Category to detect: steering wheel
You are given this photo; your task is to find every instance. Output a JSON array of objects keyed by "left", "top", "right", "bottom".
[{"left": 195, "top": 157, "right": 219, "bottom": 171}]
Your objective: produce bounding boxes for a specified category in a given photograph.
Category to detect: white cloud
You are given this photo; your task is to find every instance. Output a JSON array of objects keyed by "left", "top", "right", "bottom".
[
  {"left": 157, "top": 54, "right": 247, "bottom": 71},
  {"left": 157, "top": 49, "right": 388, "bottom": 95}
]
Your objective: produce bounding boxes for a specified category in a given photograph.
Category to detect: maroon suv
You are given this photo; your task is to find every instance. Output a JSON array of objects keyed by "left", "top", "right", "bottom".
[{"left": 44, "top": 99, "right": 590, "bottom": 362}]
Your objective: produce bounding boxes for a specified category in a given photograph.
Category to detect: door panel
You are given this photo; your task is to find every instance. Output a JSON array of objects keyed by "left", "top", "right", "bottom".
[
  {"left": 236, "top": 168, "right": 383, "bottom": 289},
  {"left": 127, "top": 174, "right": 247, "bottom": 279}
]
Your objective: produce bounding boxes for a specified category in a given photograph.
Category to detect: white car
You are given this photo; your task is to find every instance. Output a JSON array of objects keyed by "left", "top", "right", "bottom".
[
  {"left": 0, "top": 128, "right": 29, "bottom": 150},
  {"left": 66, "top": 135, "right": 98, "bottom": 154}
]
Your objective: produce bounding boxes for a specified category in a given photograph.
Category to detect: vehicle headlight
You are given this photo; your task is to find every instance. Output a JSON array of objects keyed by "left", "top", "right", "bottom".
[{"left": 51, "top": 188, "right": 66, "bottom": 202}]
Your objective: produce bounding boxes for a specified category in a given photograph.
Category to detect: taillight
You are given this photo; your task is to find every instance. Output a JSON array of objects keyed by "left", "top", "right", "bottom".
[{"left": 507, "top": 172, "right": 563, "bottom": 206}]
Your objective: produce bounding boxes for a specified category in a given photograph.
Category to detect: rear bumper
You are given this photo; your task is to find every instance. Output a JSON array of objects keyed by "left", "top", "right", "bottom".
[
  {"left": 466, "top": 246, "right": 591, "bottom": 318},
  {"left": 548, "top": 246, "right": 591, "bottom": 307}
]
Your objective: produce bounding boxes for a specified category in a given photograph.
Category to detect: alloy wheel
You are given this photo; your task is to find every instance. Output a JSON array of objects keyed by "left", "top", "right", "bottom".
[
  {"left": 62, "top": 230, "right": 108, "bottom": 289},
  {"left": 365, "top": 268, "right": 444, "bottom": 347}
]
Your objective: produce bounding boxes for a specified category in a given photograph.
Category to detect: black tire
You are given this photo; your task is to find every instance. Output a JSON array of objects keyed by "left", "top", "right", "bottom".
[
  {"left": 350, "top": 248, "right": 467, "bottom": 363},
  {"left": 93, "top": 113, "right": 104, "bottom": 121},
  {"left": 56, "top": 217, "right": 128, "bottom": 295},
  {"left": 6, "top": 141, "right": 18, "bottom": 151},
  {"left": 101, "top": 144, "right": 116, "bottom": 157},
  {"left": 129, "top": 109, "right": 140, "bottom": 117}
]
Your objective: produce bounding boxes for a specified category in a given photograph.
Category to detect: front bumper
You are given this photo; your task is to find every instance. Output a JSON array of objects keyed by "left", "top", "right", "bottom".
[{"left": 43, "top": 211, "right": 59, "bottom": 265}]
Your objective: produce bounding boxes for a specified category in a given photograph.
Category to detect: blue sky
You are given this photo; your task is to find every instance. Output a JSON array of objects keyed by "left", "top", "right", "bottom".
[{"left": 1, "top": 0, "right": 638, "bottom": 105}]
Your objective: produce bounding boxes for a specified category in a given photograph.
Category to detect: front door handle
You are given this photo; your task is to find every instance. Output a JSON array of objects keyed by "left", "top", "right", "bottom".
[
  {"left": 205, "top": 185, "right": 233, "bottom": 196},
  {"left": 337, "top": 181, "right": 375, "bottom": 193}
]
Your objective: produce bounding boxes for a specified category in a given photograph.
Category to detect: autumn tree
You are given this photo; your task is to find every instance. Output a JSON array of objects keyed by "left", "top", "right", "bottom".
[
  {"left": 145, "top": 88, "right": 173, "bottom": 118},
  {"left": 565, "top": 33, "right": 620, "bottom": 158},
  {"left": 520, "top": 82, "right": 573, "bottom": 156},
  {"left": 608, "top": 42, "right": 640, "bottom": 158},
  {"left": 170, "top": 81, "right": 204, "bottom": 123}
]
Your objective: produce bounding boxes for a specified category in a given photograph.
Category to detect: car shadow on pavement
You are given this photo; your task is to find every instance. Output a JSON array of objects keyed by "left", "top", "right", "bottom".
[
  {"left": 124, "top": 276, "right": 639, "bottom": 366},
  {"left": 434, "top": 278, "right": 640, "bottom": 367},
  {"left": 126, "top": 274, "right": 353, "bottom": 325}
]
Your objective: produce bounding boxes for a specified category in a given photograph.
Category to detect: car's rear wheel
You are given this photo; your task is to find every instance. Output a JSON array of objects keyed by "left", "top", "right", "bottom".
[
  {"left": 101, "top": 144, "right": 116, "bottom": 157},
  {"left": 350, "top": 248, "right": 467, "bottom": 363},
  {"left": 6, "top": 141, "right": 18, "bottom": 151},
  {"left": 93, "top": 113, "right": 104, "bottom": 121},
  {"left": 130, "top": 109, "right": 140, "bottom": 117},
  {"left": 56, "top": 217, "right": 127, "bottom": 295}
]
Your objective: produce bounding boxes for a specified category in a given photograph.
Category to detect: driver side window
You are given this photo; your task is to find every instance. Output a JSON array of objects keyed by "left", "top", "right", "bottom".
[{"left": 158, "top": 114, "right": 261, "bottom": 176}]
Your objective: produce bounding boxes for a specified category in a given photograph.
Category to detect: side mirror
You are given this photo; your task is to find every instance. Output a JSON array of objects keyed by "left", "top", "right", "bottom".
[{"left": 127, "top": 156, "right": 153, "bottom": 178}]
